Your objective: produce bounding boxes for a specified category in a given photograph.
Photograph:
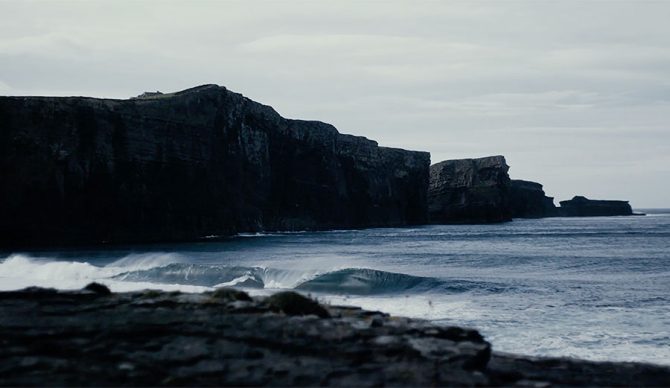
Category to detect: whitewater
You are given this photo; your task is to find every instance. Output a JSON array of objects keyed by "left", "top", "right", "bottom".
[{"left": 1, "top": 211, "right": 669, "bottom": 366}]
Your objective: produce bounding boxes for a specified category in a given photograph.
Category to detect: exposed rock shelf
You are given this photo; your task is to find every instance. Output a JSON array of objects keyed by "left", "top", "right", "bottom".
[
  {"left": 0, "top": 286, "right": 668, "bottom": 386},
  {"left": 0, "top": 85, "right": 430, "bottom": 247}
]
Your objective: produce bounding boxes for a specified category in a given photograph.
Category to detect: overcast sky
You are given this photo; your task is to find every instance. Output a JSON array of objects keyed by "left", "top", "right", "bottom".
[{"left": 1, "top": 1, "right": 668, "bottom": 207}]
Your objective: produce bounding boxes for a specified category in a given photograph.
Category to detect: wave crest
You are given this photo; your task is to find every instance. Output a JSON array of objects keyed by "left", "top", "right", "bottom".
[{"left": 1, "top": 255, "right": 507, "bottom": 296}]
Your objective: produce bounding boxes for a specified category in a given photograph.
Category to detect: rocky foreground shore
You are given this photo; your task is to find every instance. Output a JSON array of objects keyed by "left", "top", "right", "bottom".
[{"left": 1, "top": 285, "right": 668, "bottom": 386}]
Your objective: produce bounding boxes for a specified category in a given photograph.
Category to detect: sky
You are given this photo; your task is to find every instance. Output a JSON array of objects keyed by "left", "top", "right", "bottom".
[{"left": 1, "top": 1, "right": 668, "bottom": 207}]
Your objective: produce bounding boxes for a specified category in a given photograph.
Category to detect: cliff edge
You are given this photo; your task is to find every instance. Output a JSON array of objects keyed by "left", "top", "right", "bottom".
[{"left": 0, "top": 85, "right": 430, "bottom": 247}]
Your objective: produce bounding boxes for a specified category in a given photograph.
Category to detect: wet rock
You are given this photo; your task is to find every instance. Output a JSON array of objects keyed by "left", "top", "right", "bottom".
[
  {"left": 83, "top": 282, "right": 112, "bottom": 295},
  {"left": 0, "top": 286, "right": 491, "bottom": 386},
  {"left": 487, "top": 353, "right": 670, "bottom": 387},
  {"left": 266, "top": 291, "right": 330, "bottom": 318},
  {"left": 210, "top": 287, "right": 253, "bottom": 302},
  {"left": 0, "top": 286, "right": 668, "bottom": 386}
]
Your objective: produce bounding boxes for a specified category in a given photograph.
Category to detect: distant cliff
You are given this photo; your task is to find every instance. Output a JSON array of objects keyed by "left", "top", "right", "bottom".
[
  {"left": 428, "top": 156, "right": 635, "bottom": 223},
  {"left": 428, "top": 156, "right": 511, "bottom": 223},
  {"left": 509, "top": 180, "right": 558, "bottom": 218},
  {"left": 559, "top": 196, "right": 633, "bottom": 217},
  {"left": 0, "top": 85, "right": 430, "bottom": 246}
]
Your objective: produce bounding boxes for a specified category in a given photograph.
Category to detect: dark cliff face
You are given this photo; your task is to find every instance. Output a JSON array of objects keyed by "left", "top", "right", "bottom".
[
  {"left": 427, "top": 156, "right": 638, "bottom": 223},
  {"left": 558, "top": 196, "right": 633, "bottom": 217},
  {"left": 428, "top": 156, "right": 511, "bottom": 223},
  {"left": 0, "top": 85, "right": 430, "bottom": 246},
  {"left": 509, "top": 180, "right": 558, "bottom": 218}
]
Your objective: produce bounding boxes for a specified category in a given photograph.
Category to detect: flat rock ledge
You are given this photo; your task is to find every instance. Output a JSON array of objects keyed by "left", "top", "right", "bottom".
[{"left": 1, "top": 286, "right": 668, "bottom": 386}]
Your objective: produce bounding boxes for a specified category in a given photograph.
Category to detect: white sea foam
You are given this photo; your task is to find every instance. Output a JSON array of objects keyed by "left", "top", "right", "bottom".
[
  {"left": 324, "top": 293, "right": 670, "bottom": 366},
  {"left": 213, "top": 274, "right": 257, "bottom": 288},
  {"left": 0, "top": 254, "right": 118, "bottom": 290},
  {"left": 106, "top": 252, "right": 186, "bottom": 271},
  {"left": 0, "top": 253, "right": 324, "bottom": 293},
  {"left": 0, "top": 253, "right": 200, "bottom": 293}
]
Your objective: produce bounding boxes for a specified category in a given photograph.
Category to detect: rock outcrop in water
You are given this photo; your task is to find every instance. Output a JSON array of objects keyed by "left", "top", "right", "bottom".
[
  {"left": 1, "top": 285, "right": 668, "bottom": 386},
  {"left": 0, "top": 85, "right": 430, "bottom": 247},
  {"left": 558, "top": 196, "right": 634, "bottom": 217},
  {"left": 428, "top": 156, "right": 637, "bottom": 222},
  {"left": 428, "top": 155, "right": 511, "bottom": 223},
  {"left": 509, "top": 179, "right": 558, "bottom": 218}
]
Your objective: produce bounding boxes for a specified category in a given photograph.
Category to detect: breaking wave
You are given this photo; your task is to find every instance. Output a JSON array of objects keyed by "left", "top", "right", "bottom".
[
  {"left": 0, "top": 254, "right": 505, "bottom": 295},
  {"left": 0, "top": 253, "right": 196, "bottom": 292},
  {"left": 113, "top": 264, "right": 317, "bottom": 289},
  {"left": 295, "top": 268, "right": 509, "bottom": 295},
  {"left": 112, "top": 264, "right": 507, "bottom": 295}
]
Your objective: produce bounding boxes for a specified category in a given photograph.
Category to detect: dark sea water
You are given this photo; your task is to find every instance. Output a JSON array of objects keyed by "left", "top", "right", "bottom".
[{"left": 2, "top": 211, "right": 669, "bottom": 365}]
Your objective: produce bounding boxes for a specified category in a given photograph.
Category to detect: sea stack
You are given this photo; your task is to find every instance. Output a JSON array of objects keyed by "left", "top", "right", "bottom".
[
  {"left": 558, "top": 196, "right": 634, "bottom": 217},
  {"left": 0, "top": 85, "right": 430, "bottom": 247},
  {"left": 428, "top": 155, "right": 511, "bottom": 223}
]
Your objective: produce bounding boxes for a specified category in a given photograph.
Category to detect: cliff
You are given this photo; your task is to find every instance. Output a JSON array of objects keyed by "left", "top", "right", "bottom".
[
  {"left": 1, "top": 285, "right": 668, "bottom": 386},
  {"left": 0, "top": 85, "right": 430, "bottom": 247},
  {"left": 509, "top": 180, "right": 558, "bottom": 218},
  {"left": 559, "top": 196, "right": 634, "bottom": 217},
  {"left": 428, "top": 156, "right": 511, "bottom": 223},
  {"left": 428, "top": 155, "right": 638, "bottom": 222}
]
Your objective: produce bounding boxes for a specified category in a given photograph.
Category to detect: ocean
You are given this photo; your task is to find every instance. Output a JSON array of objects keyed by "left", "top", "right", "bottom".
[{"left": 1, "top": 211, "right": 669, "bottom": 366}]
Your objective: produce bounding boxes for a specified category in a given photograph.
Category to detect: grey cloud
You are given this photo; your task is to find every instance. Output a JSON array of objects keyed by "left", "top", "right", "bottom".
[{"left": 0, "top": 0, "right": 668, "bottom": 206}]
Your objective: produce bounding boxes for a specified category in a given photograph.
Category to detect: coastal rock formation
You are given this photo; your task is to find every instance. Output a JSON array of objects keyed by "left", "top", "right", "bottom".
[
  {"left": 427, "top": 155, "right": 638, "bottom": 223},
  {"left": 0, "top": 85, "right": 430, "bottom": 247},
  {"left": 1, "top": 285, "right": 668, "bottom": 386},
  {"left": 509, "top": 180, "right": 558, "bottom": 218},
  {"left": 559, "top": 196, "right": 634, "bottom": 217},
  {"left": 0, "top": 286, "right": 491, "bottom": 386},
  {"left": 428, "top": 155, "right": 511, "bottom": 223}
]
